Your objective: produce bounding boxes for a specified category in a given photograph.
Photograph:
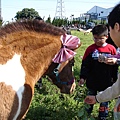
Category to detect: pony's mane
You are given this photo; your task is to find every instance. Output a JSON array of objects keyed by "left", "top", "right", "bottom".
[
  {"left": 0, "top": 20, "right": 65, "bottom": 64},
  {"left": 0, "top": 20, "right": 64, "bottom": 37}
]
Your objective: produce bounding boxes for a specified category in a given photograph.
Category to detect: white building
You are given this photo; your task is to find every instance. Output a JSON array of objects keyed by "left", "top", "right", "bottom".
[{"left": 86, "top": 6, "right": 113, "bottom": 21}]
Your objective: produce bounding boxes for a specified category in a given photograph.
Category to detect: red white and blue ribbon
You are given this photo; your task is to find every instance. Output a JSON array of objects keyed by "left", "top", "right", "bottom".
[{"left": 52, "top": 34, "right": 80, "bottom": 63}]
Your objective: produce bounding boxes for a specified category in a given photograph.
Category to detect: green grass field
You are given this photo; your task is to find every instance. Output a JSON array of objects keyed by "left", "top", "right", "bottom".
[{"left": 25, "top": 31, "right": 116, "bottom": 120}]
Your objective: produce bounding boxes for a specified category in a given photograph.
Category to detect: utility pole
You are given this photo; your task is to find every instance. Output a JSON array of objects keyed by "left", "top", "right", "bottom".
[{"left": 55, "top": 0, "right": 66, "bottom": 19}]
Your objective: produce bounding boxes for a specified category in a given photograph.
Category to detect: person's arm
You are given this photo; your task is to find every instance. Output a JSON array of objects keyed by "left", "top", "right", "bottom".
[
  {"left": 79, "top": 54, "right": 92, "bottom": 85},
  {"left": 80, "top": 49, "right": 93, "bottom": 77},
  {"left": 85, "top": 73, "right": 120, "bottom": 104}
]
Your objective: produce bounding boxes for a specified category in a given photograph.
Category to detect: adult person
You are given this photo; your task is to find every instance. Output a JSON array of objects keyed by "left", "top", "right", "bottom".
[
  {"left": 106, "top": 24, "right": 117, "bottom": 49},
  {"left": 78, "top": 24, "right": 118, "bottom": 120}
]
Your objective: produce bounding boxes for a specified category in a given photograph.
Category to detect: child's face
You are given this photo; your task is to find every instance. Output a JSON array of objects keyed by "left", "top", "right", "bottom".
[
  {"left": 109, "top": 24, "right": 120, "bottom": 47},
  {"left": 93, "top": 35, "right": 108, "bottom": 46}
]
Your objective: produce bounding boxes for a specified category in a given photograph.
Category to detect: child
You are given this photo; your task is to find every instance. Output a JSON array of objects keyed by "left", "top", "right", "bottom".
[
  {"left": 84, "top": 3, "right": 120, "bottom": 120},
  {"left": 79, "top": 24, "right": 118, "bottom": 120}
]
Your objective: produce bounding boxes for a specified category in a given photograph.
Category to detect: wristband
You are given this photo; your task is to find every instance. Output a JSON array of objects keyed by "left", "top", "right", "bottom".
[{"left": 95, "top": 95, "right": 99, "bottom": 103}]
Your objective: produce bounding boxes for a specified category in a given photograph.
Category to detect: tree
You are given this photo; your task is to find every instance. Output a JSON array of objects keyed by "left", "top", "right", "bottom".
[
  {"left": 14, "top": 8, "right": 40, "bottom": 20},
  {"left": 45, "top": 15, "right": 51, "bottom": 23},
  {"left": 0, "top": 19, "right": 3, "bottom": 26},
  {"left": 52, "top": 18, "right": 68, "bottom": 27}
]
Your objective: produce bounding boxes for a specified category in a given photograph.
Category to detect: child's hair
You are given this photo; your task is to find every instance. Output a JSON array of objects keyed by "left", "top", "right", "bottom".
[
  {"left": 108, "top": 3, "right": 120, "bottom": 29},
  {"left": 92, "top": 24, "right": 108, "bottom": 36}
]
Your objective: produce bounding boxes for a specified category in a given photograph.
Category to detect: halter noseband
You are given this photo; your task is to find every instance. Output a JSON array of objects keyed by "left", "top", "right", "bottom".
[{"left": 53, "top": 63, "right": 75, "bottom": 85}]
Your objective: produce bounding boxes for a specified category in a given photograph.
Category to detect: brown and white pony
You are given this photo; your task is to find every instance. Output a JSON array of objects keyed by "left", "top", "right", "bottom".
[{"left": 0, "top": 20, "right": 81, "bottom": 120}]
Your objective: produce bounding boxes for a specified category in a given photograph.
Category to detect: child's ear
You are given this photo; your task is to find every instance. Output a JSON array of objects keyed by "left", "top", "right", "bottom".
[{"left": 106, "top": 35, "right": 108, "bottom": 39}]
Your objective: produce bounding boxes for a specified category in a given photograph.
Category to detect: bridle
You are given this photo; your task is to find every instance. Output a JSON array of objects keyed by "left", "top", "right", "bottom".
[{"left": 52, "top": 59, "right": 75, "bottom": 85}]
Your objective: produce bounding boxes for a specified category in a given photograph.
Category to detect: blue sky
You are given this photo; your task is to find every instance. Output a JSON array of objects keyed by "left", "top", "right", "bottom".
[{"left": 2, "top": 0, "right": 120, "bottom": 22}]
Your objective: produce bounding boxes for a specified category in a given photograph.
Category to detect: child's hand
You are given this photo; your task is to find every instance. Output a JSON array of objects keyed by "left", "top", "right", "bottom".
[
  {"left": 78, "top": 78, "right": 85, "bottom": 86},
  {"left": 84, "top": 96, "right": 97, "bottom": 104}
]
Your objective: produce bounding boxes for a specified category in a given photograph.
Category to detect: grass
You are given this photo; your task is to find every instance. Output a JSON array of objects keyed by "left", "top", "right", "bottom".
[{"left": 24, "top": 30, "right": 115, "bottom": 120}]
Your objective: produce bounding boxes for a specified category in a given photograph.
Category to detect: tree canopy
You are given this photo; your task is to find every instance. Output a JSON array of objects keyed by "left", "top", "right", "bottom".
[{"left": 14, "top": 8, "right": 40, "bottom": 20}]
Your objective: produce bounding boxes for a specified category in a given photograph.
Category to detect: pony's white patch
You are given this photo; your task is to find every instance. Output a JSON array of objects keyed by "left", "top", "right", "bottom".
[
  {"left": 13, "top": 86, "right": 24, "bottom": 120},
  {"left": 0, "top": 54, "right": 25, "bottom": 91},
  {"left": 0, "top": 54, "right": 26, "bottom": 119}
]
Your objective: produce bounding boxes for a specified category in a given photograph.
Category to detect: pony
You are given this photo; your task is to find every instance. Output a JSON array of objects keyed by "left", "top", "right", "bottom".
[{"left": 0, "top": 20, "right": 81, "bottom": 120}]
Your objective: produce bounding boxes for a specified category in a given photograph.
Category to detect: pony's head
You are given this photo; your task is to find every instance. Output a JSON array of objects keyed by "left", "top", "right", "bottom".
[
  {"left": 45, "top": 58, "right": 75, "bottom": 94},
  {"left": 45, "top": 34, "right": 81, "bottom": 94}
]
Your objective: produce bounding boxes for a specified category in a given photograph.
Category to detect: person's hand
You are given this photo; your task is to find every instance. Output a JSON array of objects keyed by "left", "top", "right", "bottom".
[
  {"left": 78, "top": 78, "right": 85, "bottom": 86},
  {"left": 84, "top": 96, "right": 97, "bottom": 104},
  {"left": 104, "top": 58, "right": 117, "bottom": 65}
]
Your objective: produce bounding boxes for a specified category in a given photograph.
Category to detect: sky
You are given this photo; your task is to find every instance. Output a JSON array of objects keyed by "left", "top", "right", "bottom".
[{"left": 1, "top": 0, "right": 120, "bottom": 23}]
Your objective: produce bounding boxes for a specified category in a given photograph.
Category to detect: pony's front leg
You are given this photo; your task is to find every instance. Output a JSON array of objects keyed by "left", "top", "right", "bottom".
[{"left": 13, "top": 84, "right": 33, "bottom": 120}]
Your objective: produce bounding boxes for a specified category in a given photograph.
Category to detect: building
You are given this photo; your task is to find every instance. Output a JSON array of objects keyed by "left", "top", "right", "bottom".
[
  {"left": 86, "top": 6, "right": 113, "bottom": 21},
  {"left": 74, "top": 5, "right": 113, "bottom": 29}
]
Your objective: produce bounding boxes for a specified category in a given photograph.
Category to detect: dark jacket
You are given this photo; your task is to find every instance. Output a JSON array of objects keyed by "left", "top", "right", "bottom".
[{"left": 80, "top": 43, "right": 118, "bottom": 91}]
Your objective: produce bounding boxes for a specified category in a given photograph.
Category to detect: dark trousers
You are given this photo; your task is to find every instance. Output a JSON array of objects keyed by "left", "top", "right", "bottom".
[{"left": 87, "top": 89, "right": 109, "bottom": 118}]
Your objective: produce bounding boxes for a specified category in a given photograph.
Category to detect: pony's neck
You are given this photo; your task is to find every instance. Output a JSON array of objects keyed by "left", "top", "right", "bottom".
[
  {"left": 0, "top": 30, "right": 62, "bottom": 86},
  {"left": 18, "top": 33, "right": 62, "bottom": 84}
]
